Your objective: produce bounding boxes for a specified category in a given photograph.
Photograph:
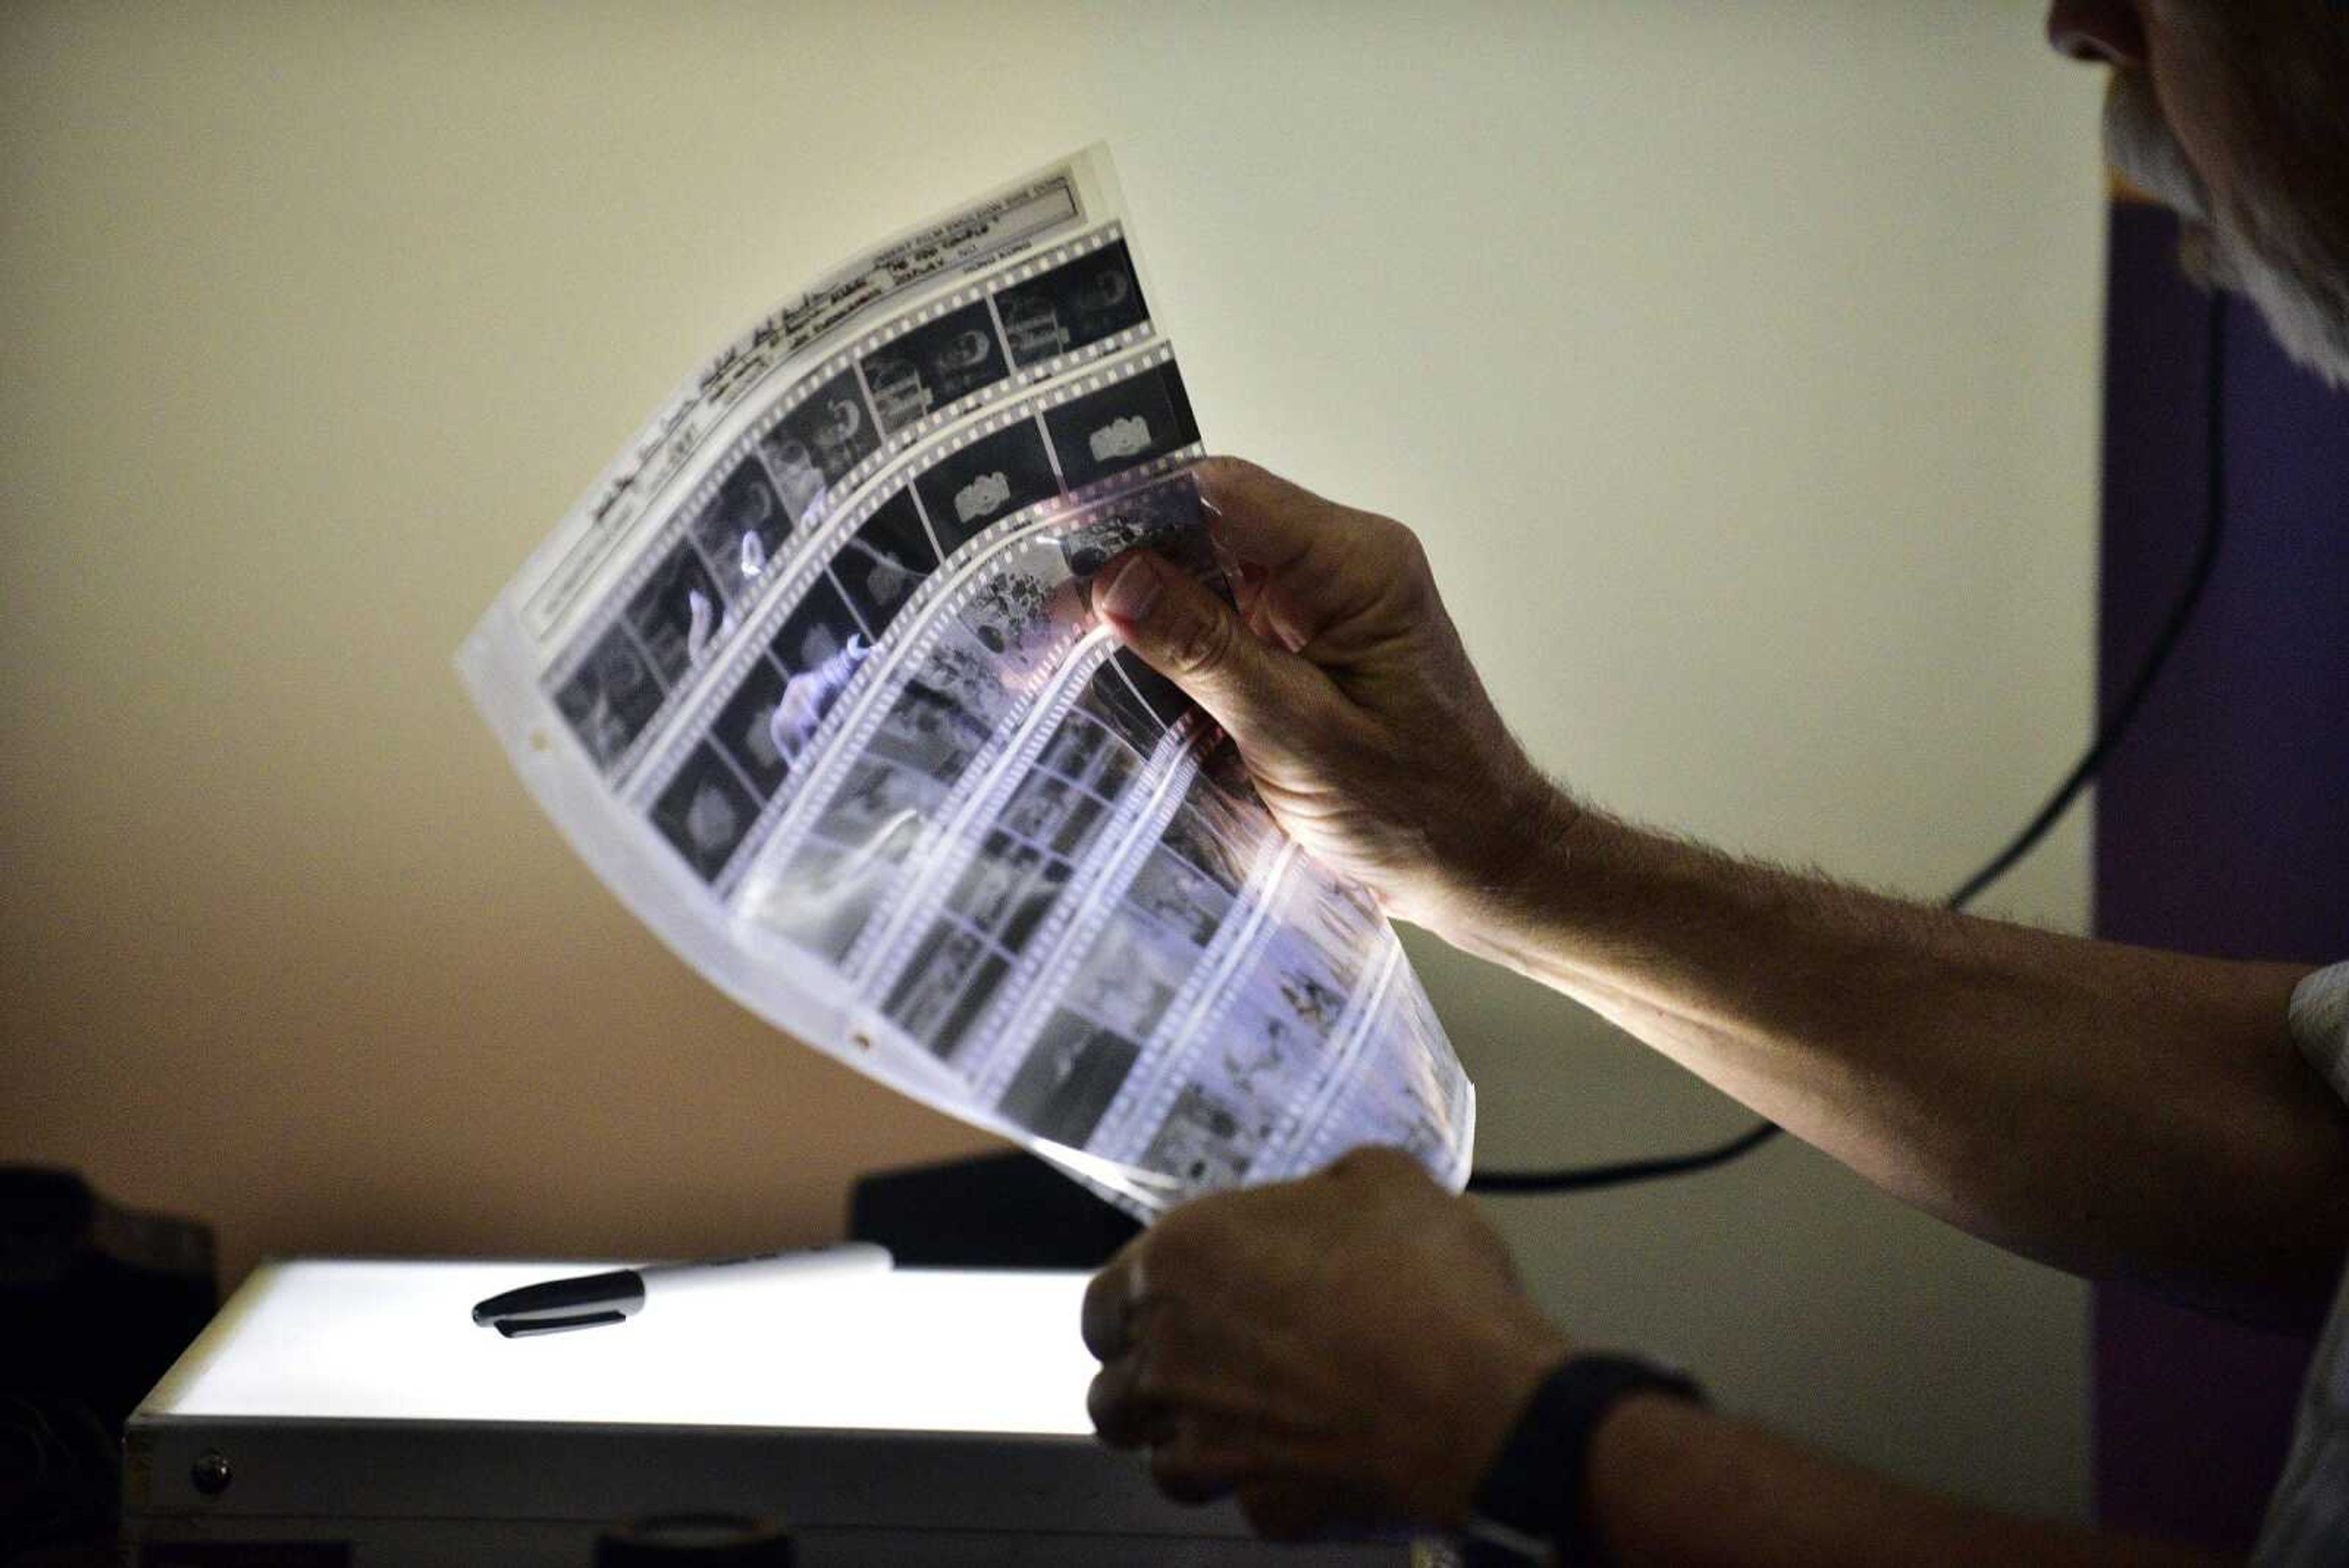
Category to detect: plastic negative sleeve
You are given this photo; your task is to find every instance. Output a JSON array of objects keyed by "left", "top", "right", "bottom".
[{"left": 456, "top": 146, "right": 1475, "bottom": 1216}]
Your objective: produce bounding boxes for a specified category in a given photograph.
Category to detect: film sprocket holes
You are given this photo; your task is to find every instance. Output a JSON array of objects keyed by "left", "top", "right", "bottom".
[{"left": 456, "top": 146, "right": 1474, "bottom": 1214}]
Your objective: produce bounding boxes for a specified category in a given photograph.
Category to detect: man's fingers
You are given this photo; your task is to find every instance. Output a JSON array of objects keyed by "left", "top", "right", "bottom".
[
  {"left": 1091, "top": 551, "right": 1339, "bottom": 760},
  {"left": 1193, "top": 456, "right": 1428, "bottom": 658},
  {"left": 1087, "top": 1353, "right": 1168, "bottom": 1449},
  {"left": 1193, "top": 457, "right": 1346, "bottom": 570},
  {"left": 1081, "top": 1250, "right": 1142, "bottom": 1361}
]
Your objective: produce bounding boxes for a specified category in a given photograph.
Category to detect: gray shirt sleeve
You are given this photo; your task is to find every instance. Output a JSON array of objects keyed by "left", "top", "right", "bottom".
[
  {"left": 2291, "top": 962, "right": 2349, "bottom": 1107},
  {"left": 2249, "top": 962, "right": 2349, "bottom": 1565}
]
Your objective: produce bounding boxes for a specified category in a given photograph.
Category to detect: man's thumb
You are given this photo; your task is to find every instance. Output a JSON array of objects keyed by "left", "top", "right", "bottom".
[{"left": 1090, "top": 551, "right": 1330, "bottom": 753}]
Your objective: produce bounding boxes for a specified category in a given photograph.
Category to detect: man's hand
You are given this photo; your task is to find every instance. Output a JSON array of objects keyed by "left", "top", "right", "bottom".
[
  {"left": 1080, "top": 1146, "right": 1571, "bottom": 1539},
  {"left": 1090, "top": 457, "right": 1563, "bottom": 938},
  {"left": 1082, "top": 1151, "right": 2235, "bottom": 1567},
  {"left": 1094, "top": 466, "right": 2342, "bottom": 1325}
]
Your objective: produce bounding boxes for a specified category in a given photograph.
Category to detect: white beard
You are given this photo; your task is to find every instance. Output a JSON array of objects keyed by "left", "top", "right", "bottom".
[{"left": 2104, "top": 67, "right": 2349, "bottom": 389}]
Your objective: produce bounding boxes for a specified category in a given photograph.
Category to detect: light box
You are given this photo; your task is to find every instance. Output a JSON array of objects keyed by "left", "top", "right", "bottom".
[{"left": 124, "top": 1258, "right": 1411, "bottom": 1565}]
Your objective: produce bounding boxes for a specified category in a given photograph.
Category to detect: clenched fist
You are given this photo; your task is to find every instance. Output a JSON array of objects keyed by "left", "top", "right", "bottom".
[{"left": 1081, "top": 1147, "right": 1572, "bottom": 1540}]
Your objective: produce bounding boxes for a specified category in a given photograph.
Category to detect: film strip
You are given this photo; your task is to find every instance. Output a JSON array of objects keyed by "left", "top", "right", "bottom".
[
  {"left": 843, "top": 630, "right": 1146, "bottom": 987},
  {"left": 1086, "top": 840, "right": 1395, "bottom": 1187},
  {"left": 813, "top": 563, "right": 1109, "bottom": 985},
  {"left": 1288, "top": 946, "right": 1475, "bottom": 1181},
  {"left": 961, "top": 776, "right": 1206, "bottom": 1143},
  {"left": 845, "top": 652, "right": 1123, "bottom": 1075},
  {"left": 718, "top": 461, "right": 1209, "bottom": 993},
  {"left": 519, "top": 166, "right": 1088, "bottom": 643},
  {"left": 540, "top": 224, "right": 1162, "bottom": 787},
  {"left": 1283, "top": 930, "right": 1411, "bottom": 1171},
  {"left": 992, "top": 776, "right": 1301, "bottom": 1168},
  {"left": 1075, "top": 841, "right": 1307, "bottom": 1169},
  {"left": 935, "top": 698, "right": 1222, "bottom": 1107},
  {"left": 852, "top": 225, "right": 1157, "bottom": 453},
  {"left": 552, "top": 330, "right": 1195, "bottom": 814},
  {"left": 624, "top": 346, "right": 1202, "bottom": 893},
  {"left": 850, "top": 646, "right": 1217, "bottom": 1089}
]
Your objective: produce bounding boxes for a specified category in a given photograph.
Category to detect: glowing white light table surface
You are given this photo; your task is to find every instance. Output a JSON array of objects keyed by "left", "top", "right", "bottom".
[{"left": 125, "top": 1258, "right": 1406, "bottom": 1565}]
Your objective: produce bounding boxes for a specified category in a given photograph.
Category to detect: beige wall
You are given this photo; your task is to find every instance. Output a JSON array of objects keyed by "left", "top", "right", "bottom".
[{"left": 1, "top": 1, "right": 2106, "bottom": 1522}]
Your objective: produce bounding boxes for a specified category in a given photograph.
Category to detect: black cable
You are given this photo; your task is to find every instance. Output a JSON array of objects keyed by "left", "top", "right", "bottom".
[{"left": 1469, "top": 296, "right": 2231, "bottom": 1195}]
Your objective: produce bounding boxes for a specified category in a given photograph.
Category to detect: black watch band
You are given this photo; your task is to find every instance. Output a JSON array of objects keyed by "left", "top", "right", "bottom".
[{"left": 1466, "top": 1353, "right": 1707, "bottom": 1566}]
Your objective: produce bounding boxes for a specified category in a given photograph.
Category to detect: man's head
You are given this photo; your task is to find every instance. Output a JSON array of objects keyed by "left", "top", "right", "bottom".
[{"left": 2050, "top": 0, "right": 2349, "bottom": 386}]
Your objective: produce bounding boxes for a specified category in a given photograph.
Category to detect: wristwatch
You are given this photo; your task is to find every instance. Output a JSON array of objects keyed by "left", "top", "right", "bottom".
[{"left": 1464, "top": 1353, "right": 1709, "bottom": 1565}]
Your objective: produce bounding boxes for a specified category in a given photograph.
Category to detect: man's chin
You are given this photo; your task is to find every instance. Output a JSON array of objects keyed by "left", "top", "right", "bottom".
[{"left": 2102, "top": 59, "right": 2349, "bottom": 388}]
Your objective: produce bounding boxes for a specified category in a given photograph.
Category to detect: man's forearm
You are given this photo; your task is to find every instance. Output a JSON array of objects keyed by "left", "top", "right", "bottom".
[
  {"left": 1442, "top": 785, "right": 2348, "bottom": 1320},
  {"left": 1586, "top": 1392, "right": 2226, "bottom": 1567}
]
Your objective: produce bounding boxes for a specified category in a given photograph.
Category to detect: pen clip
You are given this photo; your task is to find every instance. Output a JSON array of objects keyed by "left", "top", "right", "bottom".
[
  {"left": 492, "top": 1309, "right": 629, "bottom": 1338},
  {"left": 472, "top": 1266, "right": 644, "bottom": 1336}
]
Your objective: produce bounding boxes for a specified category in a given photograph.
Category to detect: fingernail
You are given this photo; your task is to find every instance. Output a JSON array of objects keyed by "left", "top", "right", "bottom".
[{"left": 1099, "top": 554, "right": 1161, "bottom": 621}]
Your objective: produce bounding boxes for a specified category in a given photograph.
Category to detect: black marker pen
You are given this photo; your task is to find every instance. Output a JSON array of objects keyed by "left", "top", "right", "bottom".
[{"left": 471, "top": 1243, "right": 892, "bottom": 1338}]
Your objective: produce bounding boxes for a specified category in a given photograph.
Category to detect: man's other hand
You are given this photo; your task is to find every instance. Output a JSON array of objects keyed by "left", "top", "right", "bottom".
[
  {"left": 1089, "top": 457, "right": 1562, "bottom": 937},
  {"left": 1080, "top": 1147, "right": 1571, "bottom": 1539}
]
